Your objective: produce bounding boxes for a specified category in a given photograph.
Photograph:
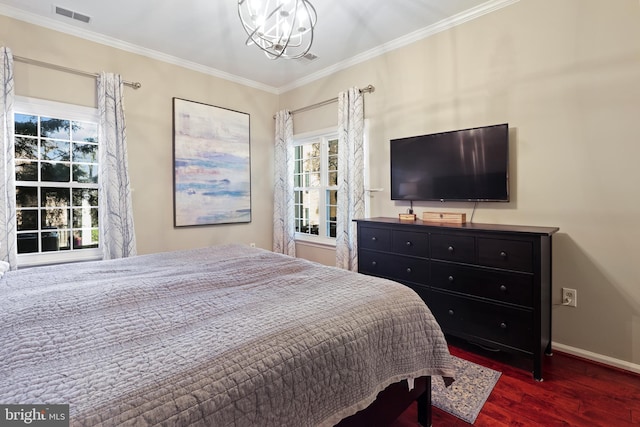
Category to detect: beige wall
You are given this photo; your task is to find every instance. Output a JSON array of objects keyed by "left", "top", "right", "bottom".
[
  {"left": 1, "top": 15, "right": 278, "bottom": 254},
  {"left": 3, "top": 0, "right": 640, "bottom": 367},
  {"left": 281, "top": 0, "right": 640, "bottom": 367}
]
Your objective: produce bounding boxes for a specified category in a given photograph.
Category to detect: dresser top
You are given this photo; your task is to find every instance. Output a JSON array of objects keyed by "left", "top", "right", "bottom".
[{"left": 355, "top": 217, "right": 559, "bottom": 236}]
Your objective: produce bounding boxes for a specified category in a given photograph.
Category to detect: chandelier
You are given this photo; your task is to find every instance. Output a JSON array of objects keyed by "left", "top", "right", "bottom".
[{"left": 237, "top": 0, "right": 317, "bottom": 60}]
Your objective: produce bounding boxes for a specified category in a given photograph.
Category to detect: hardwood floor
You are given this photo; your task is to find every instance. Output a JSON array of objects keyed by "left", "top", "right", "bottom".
[{"left": 392, "top": 341, "right": 640, "bottom": 426}]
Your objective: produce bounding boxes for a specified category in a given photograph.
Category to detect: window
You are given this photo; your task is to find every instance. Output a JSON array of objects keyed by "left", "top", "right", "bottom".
[
  {"left": 293, "top": 131, "right": 338, "bottom": 244},
  {"left": 14, "top": 97, "right": 101, "bottom": 266}
]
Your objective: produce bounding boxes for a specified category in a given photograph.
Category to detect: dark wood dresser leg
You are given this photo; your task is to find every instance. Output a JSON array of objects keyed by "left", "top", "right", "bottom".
[{"left": 417, "top": 376, "right": 432, "bottom": 427}]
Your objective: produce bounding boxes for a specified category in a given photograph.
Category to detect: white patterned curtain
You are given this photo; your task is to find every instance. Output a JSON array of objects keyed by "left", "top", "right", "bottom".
[
  {"left": 0, "top": 47, "right": 17, "bottom": 269},
  {"left": 97, "top": 72, "right": 137, "bottom": 259},
  {"left": 336, "top": 87, "right": 365, "bottom": 271},
  {"left": 273, "top": 110, "right": 296, "bottom": 256}
]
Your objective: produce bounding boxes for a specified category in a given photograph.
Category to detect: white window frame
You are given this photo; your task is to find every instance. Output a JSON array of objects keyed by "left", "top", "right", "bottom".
[
  {"left": 293, "top": 128, "right": 337, "bottom": 246},
  {"left": 14, "top": 96, "right": 102, "bottom": 267},
  {"left": 293, "top": 122, "right": 370, "bottom": 247}
]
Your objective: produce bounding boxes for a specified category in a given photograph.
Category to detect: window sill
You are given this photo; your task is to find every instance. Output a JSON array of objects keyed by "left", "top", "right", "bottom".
[
  {"left": 18, "top": 248, "right": 102, "bottom": 268},
  {"left": 294, "top": 234, "right": 336, "bottom": 249}
]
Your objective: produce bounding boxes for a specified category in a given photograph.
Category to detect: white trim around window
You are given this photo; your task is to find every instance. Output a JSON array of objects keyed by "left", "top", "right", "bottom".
[
  {"left": 14, "top": 96, "right": 102, "bottom": 267},
  {"left": 293, "top": 127, "right": 338, "bottom": 246},
  {"left": 292, "top": 121, "right": 370, "bottom": 247}
]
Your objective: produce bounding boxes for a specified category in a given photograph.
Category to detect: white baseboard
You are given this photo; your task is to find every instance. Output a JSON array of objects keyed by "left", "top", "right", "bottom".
[{"left": 552, "top": 342, "right": 640, "bottom": 375}]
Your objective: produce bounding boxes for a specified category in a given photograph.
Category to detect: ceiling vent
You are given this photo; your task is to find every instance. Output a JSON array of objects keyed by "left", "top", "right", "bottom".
[
  {"left": 55, "top": 6, "right": 91, "bottom": 23},
  {"left": 297, "top": 52, "right": 318, "bottom": 64}
]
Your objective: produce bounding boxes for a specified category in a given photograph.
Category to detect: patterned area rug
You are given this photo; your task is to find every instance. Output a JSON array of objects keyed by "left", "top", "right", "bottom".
[{"left": 432, "top": 356, "right": 501, "bottom": 424}]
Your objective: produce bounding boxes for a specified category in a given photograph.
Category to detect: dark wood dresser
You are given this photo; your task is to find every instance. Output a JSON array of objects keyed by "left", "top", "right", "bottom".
[{"left": 355, "top": 217, "right": 559, "bottom": 380}]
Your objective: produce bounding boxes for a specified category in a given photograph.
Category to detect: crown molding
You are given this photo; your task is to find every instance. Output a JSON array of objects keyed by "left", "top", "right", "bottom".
[
  {"left": 278, "top": 0, "right": 520, "bottom": 93},
  {"left": 0, "top": 3, "right": 280, "bottom": 94},
  {"left": 1, "top": 0, "right": 519, "bottom": 95}
]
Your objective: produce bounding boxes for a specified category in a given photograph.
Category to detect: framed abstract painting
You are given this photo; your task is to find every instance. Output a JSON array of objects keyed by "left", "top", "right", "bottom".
[{"left": 173, "top": 98, "right": 251, "bottom": 227}]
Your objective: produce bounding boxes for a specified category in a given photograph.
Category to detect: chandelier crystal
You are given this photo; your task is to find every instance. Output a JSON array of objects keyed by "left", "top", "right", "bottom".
[{"left": 238, "top": 0, "right": 317, "bottom": 60}]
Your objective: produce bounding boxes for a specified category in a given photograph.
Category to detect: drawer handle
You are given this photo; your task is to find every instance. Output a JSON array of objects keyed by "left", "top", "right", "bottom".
[
  {"left": 448, "top": 245, "right": 455, "bottom": 253},
  {"left": 500, "top": 322, "right": 508, "bottom": 329},
  {"left": 371, "top": 261, "right": 377, "bottom": 267},
  {"left": 448, "top": 309, "right": 454, "bottom": 316},
  {"left": 406, "top": 241, "right": 413, "bottom": 247},
  {"left": 500, "top": 284, "right": 507, "bottom": 292},
  {"left": 406, "top": 267, "right": 412, "bottom": 274},
  {"left": 500, "top": 251, "right": 507, "bottom": 258},
  {"left": 371, "top": 236, "right": 377, "bottom": 242},
  {"left": 448, "top": 275, "right": 455, "bottom": 283}
]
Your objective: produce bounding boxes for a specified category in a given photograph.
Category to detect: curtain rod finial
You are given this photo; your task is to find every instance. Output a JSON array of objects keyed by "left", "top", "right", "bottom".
[{"left": 360, "top": 84, "right": 374, "bottom": 94}]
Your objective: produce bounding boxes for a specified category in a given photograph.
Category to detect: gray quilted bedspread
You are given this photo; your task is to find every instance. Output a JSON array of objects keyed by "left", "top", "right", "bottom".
[{"left": 0, "top": 245, "right": 454, "bottom": 426}]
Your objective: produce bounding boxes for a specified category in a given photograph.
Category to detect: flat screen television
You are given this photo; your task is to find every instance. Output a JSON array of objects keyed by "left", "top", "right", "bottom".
[{"left": 390, "top": 123, "right": 509, "bottom": 202}]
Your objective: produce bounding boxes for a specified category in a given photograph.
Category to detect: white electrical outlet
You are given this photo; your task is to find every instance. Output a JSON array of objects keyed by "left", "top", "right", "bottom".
[
  {"left": 249, "top": 243, "right": 256, "bottom": 248},
  {"left": 562, "top": 288, "right": 577, "bottom": 307}
]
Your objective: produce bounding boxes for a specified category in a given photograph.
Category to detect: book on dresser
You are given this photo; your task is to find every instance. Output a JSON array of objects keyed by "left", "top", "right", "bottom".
[{"left": 354, "top": 217, "right": 559, "bottom": 381}]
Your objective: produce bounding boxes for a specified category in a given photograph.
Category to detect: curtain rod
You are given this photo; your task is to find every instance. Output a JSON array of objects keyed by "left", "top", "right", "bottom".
[
  {"left": 275, "top": 84, "right": 375, "bottom": 118},
  {"left": 13, "top": 55, "right": 142, "bottom": 89}
]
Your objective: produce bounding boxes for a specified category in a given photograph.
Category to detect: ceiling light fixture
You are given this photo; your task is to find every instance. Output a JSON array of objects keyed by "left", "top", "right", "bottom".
[{"left": 238, "top": 0, "right": 317, "bottom": 60}]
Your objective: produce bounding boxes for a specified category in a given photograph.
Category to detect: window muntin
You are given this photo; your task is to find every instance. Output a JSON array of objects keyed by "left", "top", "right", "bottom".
[
  {"left": 293, "top": 134, "right": 338, "bottom": 241},
  {"left": 14, "top": 99, "right": 100, "bottom": 263}
]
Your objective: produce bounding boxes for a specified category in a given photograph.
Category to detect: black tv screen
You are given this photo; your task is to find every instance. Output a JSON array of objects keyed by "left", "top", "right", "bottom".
[{"left": 390, "top": 123, "right": 509, "bottom": 202}]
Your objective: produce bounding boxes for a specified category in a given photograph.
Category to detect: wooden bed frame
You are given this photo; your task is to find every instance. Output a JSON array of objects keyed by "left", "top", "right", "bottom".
[{"left": 335, "top": 376, "right": 432, "bottom": 427}]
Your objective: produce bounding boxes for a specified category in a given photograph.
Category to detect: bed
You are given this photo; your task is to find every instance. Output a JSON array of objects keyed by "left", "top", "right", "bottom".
[{"left": 0, "top": 244, "right": 454, "bottom": 426}]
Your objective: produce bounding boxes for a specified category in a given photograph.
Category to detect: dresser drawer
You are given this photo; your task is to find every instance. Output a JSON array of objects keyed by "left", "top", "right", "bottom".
[
  {"left": 431, "top": 262, "right": 533, "bottom": 307},
  {"left": 478, "top": 238, "right": 533, "bottom": 272},
  {"left": 391, "top": 230, "right": 429, "bottom": 257},
  {"left": 430, "top": 233, "right": 475, "bottom": 263},
  {"left": 359, "top": 250, "right": 429, "bottom": 285},
  {"left": 424, "top": 290, "right": 534, "bottom": 352},
  {"left": 359, "top": 227, "right": 391, "bottom": 251}
]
